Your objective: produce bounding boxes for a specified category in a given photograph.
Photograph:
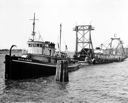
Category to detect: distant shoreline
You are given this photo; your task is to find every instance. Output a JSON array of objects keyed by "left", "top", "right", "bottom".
[
  {"left": 0, "top": 49, "right": 23, "bottom": 55},
  {"left": 0, "top": 49, "right": 75, "bottom": 58}
]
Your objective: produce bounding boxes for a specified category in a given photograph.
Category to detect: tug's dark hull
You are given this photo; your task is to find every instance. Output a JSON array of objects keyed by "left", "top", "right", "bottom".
[{"left": 5, "top": 55, "right": 79, "bottom": 80}]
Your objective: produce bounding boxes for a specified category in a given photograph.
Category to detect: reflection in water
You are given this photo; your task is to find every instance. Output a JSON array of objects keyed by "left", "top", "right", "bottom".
[
  {"left": 3, "top": 76, "right": 69, "bottom": 102},
  {"left": 5, "top": 78, "right": 68, "bottom": 91},
  {"left": 0, "top": 55, "right": 128, "bottom": 102}
]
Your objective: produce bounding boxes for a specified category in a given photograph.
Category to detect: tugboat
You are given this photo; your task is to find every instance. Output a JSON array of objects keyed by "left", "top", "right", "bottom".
[{"left": 5, "top": 13, "right": 79, "bottom": 80}]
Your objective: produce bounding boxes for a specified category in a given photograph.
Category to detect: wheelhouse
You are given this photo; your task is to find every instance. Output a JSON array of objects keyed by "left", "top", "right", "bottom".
[{"left": 27, "top": 40, "right": 55, "bottom": 56}]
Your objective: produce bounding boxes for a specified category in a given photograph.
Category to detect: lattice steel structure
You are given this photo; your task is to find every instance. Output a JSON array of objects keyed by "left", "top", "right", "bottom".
[
  {"left": 109, "top": 37, "right": 125, "bottom": 56},
  {"left": 74, "top": 25, "right": 94, "bottom": 54}
]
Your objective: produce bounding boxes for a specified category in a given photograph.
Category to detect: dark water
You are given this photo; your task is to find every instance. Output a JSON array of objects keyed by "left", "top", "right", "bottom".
[{"left": 0, "top": 54, "right": 128, "bottom": 103}]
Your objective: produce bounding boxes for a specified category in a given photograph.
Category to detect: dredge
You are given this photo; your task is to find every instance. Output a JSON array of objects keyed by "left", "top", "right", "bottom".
[{"left": 73, "top": 25, "right": 127, "bottom": 64}]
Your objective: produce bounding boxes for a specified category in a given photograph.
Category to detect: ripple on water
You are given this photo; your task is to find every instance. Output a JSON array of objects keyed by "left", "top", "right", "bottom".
[{"left": 0, "top": 54, "right": 128, "bottom": 102}]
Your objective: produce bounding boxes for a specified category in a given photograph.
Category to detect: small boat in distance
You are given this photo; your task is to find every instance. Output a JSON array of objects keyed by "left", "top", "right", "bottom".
[{"left": 5, "top": 13, "right": 79, "bottom": 80}]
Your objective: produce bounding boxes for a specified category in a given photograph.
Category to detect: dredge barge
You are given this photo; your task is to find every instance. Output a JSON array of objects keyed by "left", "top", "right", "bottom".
[{"left": 73, "top": 25, "right": 126, "bottom": 64}]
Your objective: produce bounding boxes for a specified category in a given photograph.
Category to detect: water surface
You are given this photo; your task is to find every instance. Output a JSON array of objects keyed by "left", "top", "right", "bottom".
[{"left": 0, "top": 54, "right": 128, "bottom": 103}]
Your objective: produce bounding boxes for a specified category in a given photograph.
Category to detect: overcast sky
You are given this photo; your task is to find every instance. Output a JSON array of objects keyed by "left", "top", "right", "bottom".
[{"left": 0, "top": 0, "right": 128, "bottom": 51}]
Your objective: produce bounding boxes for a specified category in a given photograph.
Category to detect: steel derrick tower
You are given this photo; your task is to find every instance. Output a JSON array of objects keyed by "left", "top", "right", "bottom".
[{"left": 74, "top": 25, "right": 94, "bottom": 56}]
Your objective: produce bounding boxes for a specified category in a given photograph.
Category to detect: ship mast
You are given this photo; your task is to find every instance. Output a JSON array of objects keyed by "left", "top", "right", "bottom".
[
  {"left": 30, "top": 13, "right": 38, "bottom": 41},
  {"left": 60, "top": 24, "right": 62, "bottom": 52}
]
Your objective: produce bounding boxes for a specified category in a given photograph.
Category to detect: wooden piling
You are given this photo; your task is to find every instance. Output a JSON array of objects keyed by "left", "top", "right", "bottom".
[{"left": 55, "top": 60, "right": 69, "bottom": 82}]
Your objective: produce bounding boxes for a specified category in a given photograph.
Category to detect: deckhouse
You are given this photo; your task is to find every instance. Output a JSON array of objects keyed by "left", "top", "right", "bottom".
[{"left": 27, "top": 40, "right": 55, "bottom": 56}]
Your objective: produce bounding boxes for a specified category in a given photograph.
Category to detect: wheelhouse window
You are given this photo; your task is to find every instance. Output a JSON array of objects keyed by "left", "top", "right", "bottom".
[
  {"left": 40, "top": 44, "right": 42, "bottom": 47},
  {"left": 28, "top": 44, "right": 32, "bottom": 47},
  {"left": 28, "top": 42, "right": 43, "bottom": 47},
  {"left": 37, "top": 44, "right": 40, "bottom": 47}
]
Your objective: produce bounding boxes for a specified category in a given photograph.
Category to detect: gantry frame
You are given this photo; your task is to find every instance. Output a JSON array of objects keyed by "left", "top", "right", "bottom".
[{"left": 74, "top": 25, "right": 94, "bottom": 54}]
